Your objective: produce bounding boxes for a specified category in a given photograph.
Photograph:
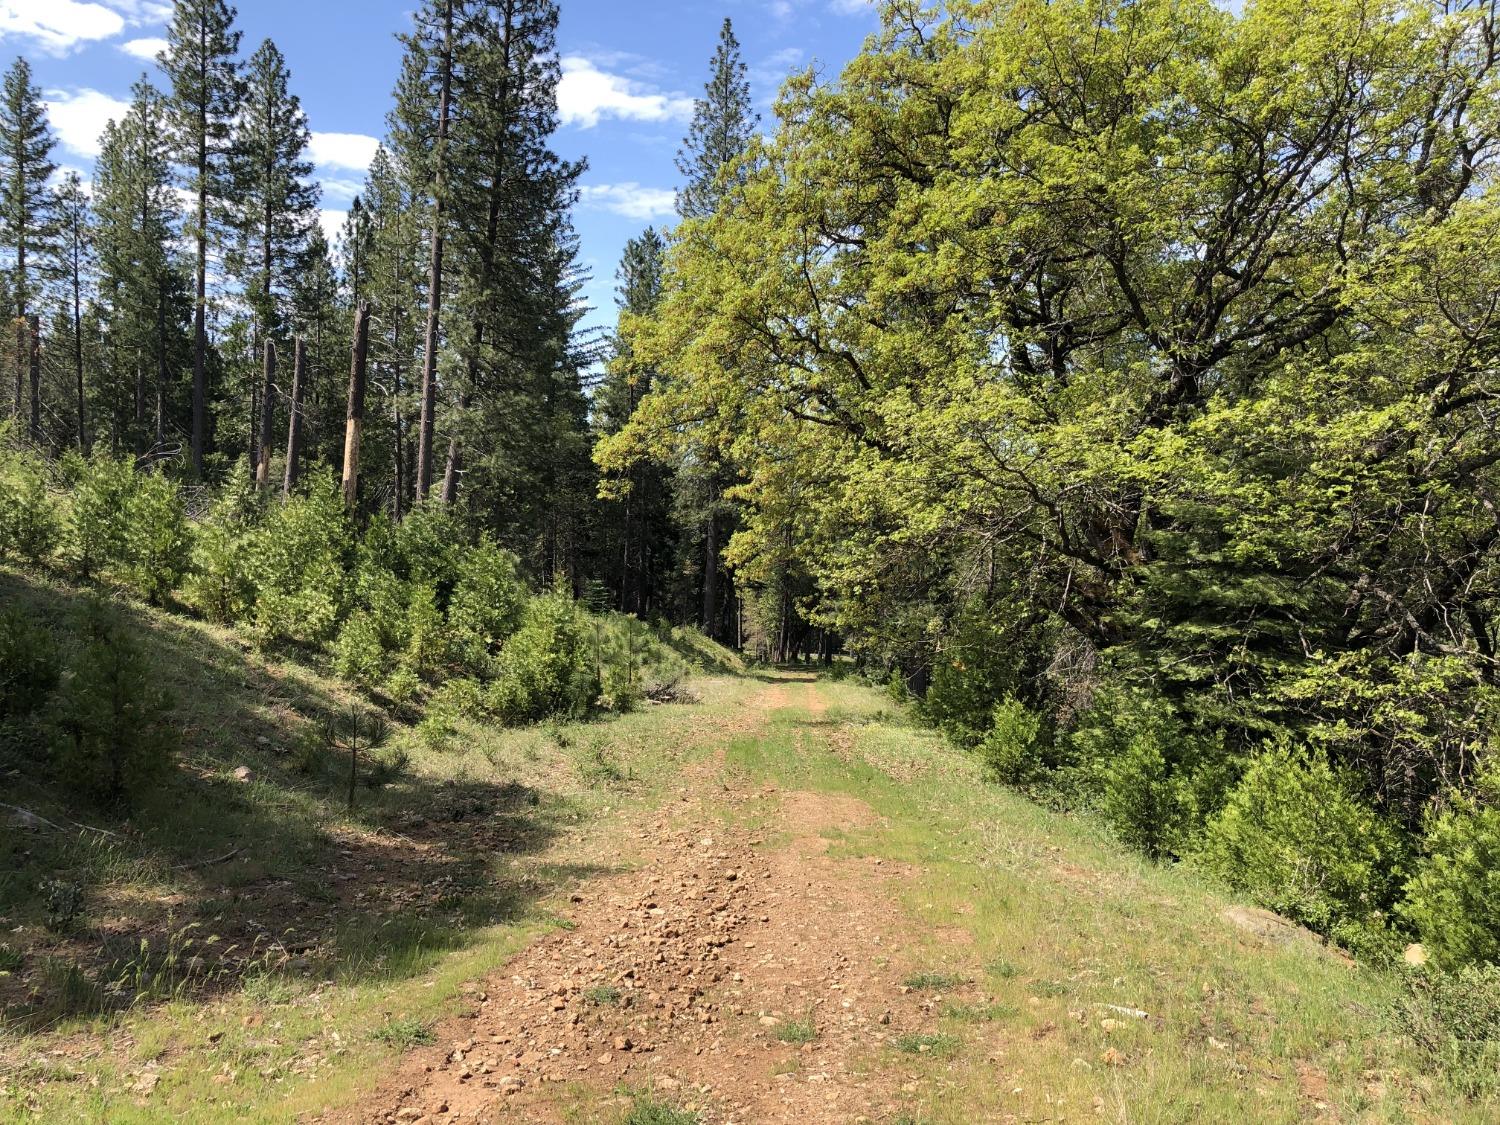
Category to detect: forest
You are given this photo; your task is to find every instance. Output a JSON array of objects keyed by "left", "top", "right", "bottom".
[{"left": 3, "top": 0, "right": 1500, "bottom": 1119}]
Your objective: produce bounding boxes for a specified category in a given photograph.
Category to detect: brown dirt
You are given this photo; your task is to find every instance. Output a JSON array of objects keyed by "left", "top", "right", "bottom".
[{"left": 331, "top": 687, "right": 970, "bottom": 1125}]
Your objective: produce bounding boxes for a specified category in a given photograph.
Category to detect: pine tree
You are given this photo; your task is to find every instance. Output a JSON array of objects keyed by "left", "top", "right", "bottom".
[
  {"left": 161, "top": 0, "right": 241, "bottom": 477},
  {"left": 95, "top": 80, "right": 192, "bottom": 455},
  {"left": 675, "top": 18, "right": 757, "bottom": 221},
  {"left": 596, "top": 227, "right": 672, "bottom": 614},
  {"left": 0, "top": 57, "right": 56, "bottom": 440},
  {"left": 672, "top": 18, "right": 757, "bottom": 638},
  {"left": 357, "top": 144, "right": 425, "bottom": 516},
  {"left": 234, "top": 38, "right": 318, "bottom": 487},
  {"left": 53, "top": 171, "right": 91, "bottom": 451},
  {"left": 389, "top": 0, "right": 457, "bottom": 503}
]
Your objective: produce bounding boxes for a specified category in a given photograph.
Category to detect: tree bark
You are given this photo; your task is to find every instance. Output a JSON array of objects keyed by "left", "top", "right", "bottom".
[
  {"left": 415, "top": 0, "right": 455, "bottom": 503},
  {"left": 256, "top": 339, "right": 276, "bottom": 487},
  {"left": 283, "top": 337, "right": 307, "bottom": 498},
  {"left": 441, "top": 433, "right": 461, "bottom": 504},
  {"left": 703, "top": 512, "right": 719, "bottom": 641},
  {"left": 26, "top": 315, "right": 40, "bottom": 444},
  {"left": 342, "top": 301, "right": 371, "bottom": 512},
  {"left": 73, "top": 243, "right": 86, "bottom": 451}
]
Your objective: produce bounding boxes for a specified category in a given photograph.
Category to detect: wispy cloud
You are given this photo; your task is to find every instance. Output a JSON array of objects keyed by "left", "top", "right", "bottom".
[
  {"left": 319, "top": 208, "right": 347, "bottom": 248},
  {"left": 45, "top": 87, "right": 130, "bottom": 158},
  {"left": 309, "top": 132, "right": 379, "bottom": 174},
  {"left": 558, "top": 56, "right": 693, "bottom": 130},
  {"left": 579, "top": 182, "right": 677, "bottom": 221}
]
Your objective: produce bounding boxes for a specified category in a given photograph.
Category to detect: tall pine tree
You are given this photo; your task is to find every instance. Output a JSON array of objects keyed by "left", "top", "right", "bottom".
[
  {"left": 595, "top": 227, "right": 673, "bottom": 615},
  {"left": 673, "top": 18, "right": 757, "bottom": 638},
  {"left": 161, "top": 0, "right": 241, "bottom": 477},
  {"left": 233, "top": 38, "right": 318, "bottom": 487},
  {"left": 95, "top": 80, "right": 192, "bottom": 455},
  {"left": 53, "top": 171, "right": 91, "bottom": 451},
  {"left": 0, "top": 57, "right": 55, "bottom": 441}
]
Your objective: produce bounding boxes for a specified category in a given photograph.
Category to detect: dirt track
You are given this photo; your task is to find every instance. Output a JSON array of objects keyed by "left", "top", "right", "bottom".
[{"left": 339, "top": 680, "right": 974, "bottom": 1125}]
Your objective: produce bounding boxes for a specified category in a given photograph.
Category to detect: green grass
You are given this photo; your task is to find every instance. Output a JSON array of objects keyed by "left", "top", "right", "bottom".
[
  {"left": 903, "top": 971, "right": 963, "bottom": 991},
  {"left": 893, "top": 1032, "right": 960, "bottom": 1056},
  {"left": 775, "top": 1017, "right": 818, "bottom": 1044},
  {"left": 584, "top": 984, "right": 622, "bottom": 1006},
  {"left": 623, "top": 1092, "right": 700, "bottom": 1125},
  {"left": 371, "top": 1016, "right": 436, "bottom": 1048}
]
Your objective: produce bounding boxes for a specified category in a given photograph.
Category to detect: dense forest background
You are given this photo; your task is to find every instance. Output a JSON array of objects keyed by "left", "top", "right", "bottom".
[{"left": 5, "top": 0, "right": 1500, "bottom": 980}]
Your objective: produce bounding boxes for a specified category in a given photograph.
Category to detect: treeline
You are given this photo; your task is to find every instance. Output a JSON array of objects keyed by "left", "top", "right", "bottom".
[
  {"left": 599, "top": 0, "right": 1500, "bottom": 968},
  {"left": 3, "top": 0, "right": 593, "bottom": 575},
  {"left": 0, "top": 0, "right": 760, "bottom": 637}
]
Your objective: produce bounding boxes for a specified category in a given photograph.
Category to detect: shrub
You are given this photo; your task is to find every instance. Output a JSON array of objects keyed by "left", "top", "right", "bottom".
[
  {"left": 117, "top": 471, "right": 190, "bottom": 604},
  {"left": 51, "top": 601, "right": 175, "bottom": 808},
  {"left": 448, "top": 538, "right": 526, "bottom": 674},
  {"left": 333, "top": 611, "right": 389, "bottom": 689},
  {"left": 183, "top": 483, "right": 259, "bottom": 624},
  {"left": 0, "top": 610, "right": 59, "bottom": 719},
  {"left": 0, "top": 439, "right": 60, "bottom": 564},
  {"left": 1072, "top": 686, "right": 1234, "bottom": 857},
  {"left": 1197, "top": 744, "right": 1409, "bottom": 950},
  {"left": 68, "top": 453, "right": 136, "bottom": 580},
  {"left": 244, "top": 474, "right": 350, "bottom": 648},
  {"left": 401, "top": 582, "right": 448, "bottom": 677},
  {"left": 487, "top": 584, "right": 591, "bottom": 724},
  {"left": 1402, "top": 764, "right": 1500, "bottom": 969},
  {"left": 920, "top": 601, "right": 1049, "bottom": 748},
  {"left": 1399, "top": 964, "right": 1500, "bottom": 1098},
  {"left": 977, "top": 697, "right": 1045, "bottom": 784},
  {"left": 65, "top": 454, "right": 189, "bottom": 602}
]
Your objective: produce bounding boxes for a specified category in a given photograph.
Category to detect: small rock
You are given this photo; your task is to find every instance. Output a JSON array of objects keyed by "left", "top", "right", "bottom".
[{"left": 233, "top": 766, "right": 253, "bottom": 783}]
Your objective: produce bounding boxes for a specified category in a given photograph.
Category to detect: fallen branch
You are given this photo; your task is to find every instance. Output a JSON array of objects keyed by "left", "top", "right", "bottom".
[
  {"left": 1, "top": 802, "right": 121, "bottom": 839},
  {"left": 169, "top": 848, "right": 244, "bottom": 872}
]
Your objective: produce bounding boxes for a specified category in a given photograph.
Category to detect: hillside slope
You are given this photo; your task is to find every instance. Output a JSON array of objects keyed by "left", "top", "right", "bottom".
[{"left": 1, "top": 594, "right": 1490, "bottom": 1122}]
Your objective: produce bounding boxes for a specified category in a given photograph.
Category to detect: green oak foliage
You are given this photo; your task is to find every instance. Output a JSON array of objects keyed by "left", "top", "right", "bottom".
[{"left": 600, "top": 0, "right": 1500, "bottom": 948}]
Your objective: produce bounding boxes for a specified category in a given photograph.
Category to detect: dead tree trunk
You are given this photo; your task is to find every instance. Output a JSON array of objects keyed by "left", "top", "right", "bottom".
[
  {"left": 415, "top": 0, "right": 455, "bottom": 503},
  {"left": 342, "top": 302, "right": 371, "bottom": 512},
  {"left": 256, "top": 339, "right": 276, "bottom": 487},
  {"left": 283, "top": 337, "right": 307, "bottom": 498}
]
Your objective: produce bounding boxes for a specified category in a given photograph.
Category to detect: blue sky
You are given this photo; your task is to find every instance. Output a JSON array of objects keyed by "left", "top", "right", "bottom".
[{"left": 0, "top": 0, "right": 879, "bottom": 337}]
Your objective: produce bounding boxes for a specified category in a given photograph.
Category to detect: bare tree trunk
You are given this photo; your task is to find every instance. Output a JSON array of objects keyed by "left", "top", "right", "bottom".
[
  {"left": 256, "top": 339, "right": 276, "bottom": 487},
  {"left": 26, "top": 315, "right": 40, "bottom": 444},
  {"left": 283, "top": 337, "right": 307, "bottom": 498},
  {"left": 191, "top": 126, "right": 209, "bottom": 477},
  {"left": 73, "top": 254, "right": 86, "bottom": 451},
  {"left": 12, "top": 317, "right": 23, "bottom": 424},
  {"left": 342, "top": 301, "right": 371, "bottom": 512},
  {"left": 155, "top": 302, "right": 167, "bottom": 448},
  {"left": 415, "top": 0, "right": 454, "bottom": 503},
  {"left": 703, "top": 512, "right": 719, "bottom": 641},
  {"left": 441, "top": 434, "right": 461, "bottom": 504}
]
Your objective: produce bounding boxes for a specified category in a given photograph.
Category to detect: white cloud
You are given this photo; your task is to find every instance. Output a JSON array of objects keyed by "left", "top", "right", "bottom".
[
  {"left": 118, "top": 35, "right": 164, "bottom": 61},
  {"left": 45, "top": 87, "right": 130, "bottom": 158},
  {"left": 829, "top": 0, "right": 874, "bottom": 13},
  {"left": 0, "top": 0, "right": 124, "bottom": 53},
  {"left": 309, "top": 132, "right": 379, "bottom": 173},
  {"left": 0, "top": 0, "right": 169, "bottom": 55},
  {"left": 319, "top": 209, "right": 348, "bottom": 248},
  {"left": 578, "top": 182, "right": 677, "bottom": 221},
  {"left": 558, "top": 56, "right": 693, "bottom": 130}
]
